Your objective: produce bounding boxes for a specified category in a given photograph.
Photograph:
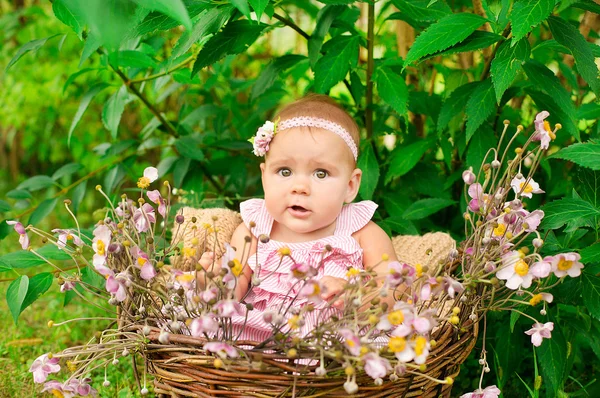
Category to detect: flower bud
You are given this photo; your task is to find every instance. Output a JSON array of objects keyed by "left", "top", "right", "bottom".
[
  {"left": 383, "top": 134, "right": 397, "bottom": 151},
  {"left": 344, "top": 381, "right": 358, "bottom": 394},
  {"left": 143, "top": 325, "right": 151, "bottom": 335},
  {"left": 462, "top": 168, "right": 476, "bottom": 185},
  {"left": 316, "top": 366, "right": 327, "bottom": 376},
  {"left": 175, "top": 214, "right": 185, "bottom": 224},
  {"left": 158, "top": 330, "right": 169, "bottom": 344},
  {"left": 103, "top": 380, "right": 111, "bottom": 387},
  {"left": 141, "top": 387, "right": 149, "bottom": 395},
  {"left": 389, "top": 374, "right": 399, "bottom": 381},
  {"left": 170, "top": 321, "right": 181, "bottom": 332},
  {"left": 491, "top": 159, "right": 501, "bottom": 169},
  {"left": 259, "top": 234, "right": 270, "bottom": 243},
  {"left": 532, "top": 238, "right": 543, "bottom": 248},
  {"left": 484, "top": 261, "right": 496, "bottom": 272},
  {"left": 252, "top": 277, "right": 261, "bottom": 286},
  {"left": 375, "top": 378, "right": 383, "bottom": 386},
  {"left": 540, "top": 309, "right": 547, "bottom": 315},
  {"left": 122, "top": 348, "right": 130, "bottom": 357}
]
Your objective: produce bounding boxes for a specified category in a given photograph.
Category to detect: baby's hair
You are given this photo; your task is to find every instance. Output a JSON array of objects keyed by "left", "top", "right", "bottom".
[{"left": 275, "top": 94, "right": 360, "bottom": 154}]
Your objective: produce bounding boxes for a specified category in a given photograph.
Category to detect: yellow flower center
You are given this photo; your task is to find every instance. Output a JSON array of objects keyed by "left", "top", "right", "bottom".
[
  {"left": 51, "top": 390, "right": 64, "bottom": 398},
  {"left": 66, "top": 234, "right": 73, "bottom": 241},
  {"left": 388, "top": 336, "right": 406, "bottom": 353},
  {"left": 182, "top": 247, "right": 196, "bottom": 258},
  {"left": 557, "top": 259, "right": 573, "bottom": 271},
  {"left": 278, "top": 247, "right": 291, "bottom": 257},
  {"left": 346, "top": 268, "right": 360, "bottom": 278},
  {"left": 360, "top": 346, "right": 369, "bottom": 355},
  {"left": 529, "top": 294, "right": 543, "bottom": 306},
  {"left": 415, "top": 336, "right": 427, "bottom": 356},
  {"left": 543, "top": 120, "right": 557, "bottom": 139},
  {"left": 137, "top": 176, "right": 151, "bottom": 189},
  {"left": 519, "top": 181, "right": 534, "bottom": 194},
  {"left": 288, "top": 315, "right": 300, "bottom": 330},
  {"left": 415, "top": 263, "right": 423, "bottom": 277},
  {"left": 346, "top": 338, "right": 355, "bottom": 347},
  {"left": 176, "top": 274, "right": 195, "bottom": 284},
  {"left": 493, "top": 223, "right": 506, "bottom": 237},
  {"left": 96, "top": 239, "right": 105, "bottom": 256},
  {"left": 137, "top": 257, "right": 147, "bottom": 266},
  {"left": 231, "top": 259, "right": 243, "bottom": 277},
  {"left": 388, "top": 310, "right": 404, "bottom": 326},
  {"left": 514, "top": 260, "right": 529, "bottom": 276}
]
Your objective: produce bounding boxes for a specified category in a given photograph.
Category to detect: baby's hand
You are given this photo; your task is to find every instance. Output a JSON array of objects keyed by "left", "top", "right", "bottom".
[
  {"left": 198, "top": 251, "right": 215, "bottom": 271},
  {"left": 319, "top": 276, "right": 347, "bottom": 309}
]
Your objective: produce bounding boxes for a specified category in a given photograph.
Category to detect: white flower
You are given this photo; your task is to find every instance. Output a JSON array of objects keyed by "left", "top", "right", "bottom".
[
  {"left": 497, "top": 251, "right": 533, "bottom": 290},
  {"left": 510, "top": 176, "right": 544, "bottom": 199},
  {"left": 532, "top": 111, "right": 556, "bottom": 150},
  {"left": 460, "top": 385, "right": 501, "bottom": 398},
  {"left": 549, "top": 252, "right": 584, "bottom": 278},
  {"left": 525, "top": 322, "right": 553, "bottom": 346},
  {"left": 144, "top": 167, "right": 159, "bottom": 182}
]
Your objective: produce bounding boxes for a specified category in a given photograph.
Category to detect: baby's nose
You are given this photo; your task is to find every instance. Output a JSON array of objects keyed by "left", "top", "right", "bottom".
[{"left": 291, "top": 177, "right": 310, "bottom": 195}]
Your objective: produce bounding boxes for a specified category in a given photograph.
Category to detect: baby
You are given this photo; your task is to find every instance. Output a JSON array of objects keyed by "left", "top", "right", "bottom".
[{"left": 201, "top": 94, "right": 398, "bottom": 340}]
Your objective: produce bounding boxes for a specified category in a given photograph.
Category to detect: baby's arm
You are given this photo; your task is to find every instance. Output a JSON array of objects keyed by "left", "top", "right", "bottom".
[
  {"left": 229, "top": 222, "right": 257, "bottom": 301},
  {"left": 354, "top": 221, "right": 399, "bottom": 306}
]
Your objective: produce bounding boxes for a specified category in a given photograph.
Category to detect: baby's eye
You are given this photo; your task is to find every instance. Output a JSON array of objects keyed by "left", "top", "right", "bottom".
[
  {"left": 314, "top": 170, "right": 328, "bottom": 179},
  {"left": 278, "top": 168, "right": 292, "bottom": 177}
]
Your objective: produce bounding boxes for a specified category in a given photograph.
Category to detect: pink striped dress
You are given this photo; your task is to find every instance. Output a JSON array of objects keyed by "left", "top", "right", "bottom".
[{"left": 230, "top": 198, "right": 378, "bottom": 342}]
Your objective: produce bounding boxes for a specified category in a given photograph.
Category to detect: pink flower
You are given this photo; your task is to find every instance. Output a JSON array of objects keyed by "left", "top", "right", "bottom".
[
  {"left": 497, "top": 251, "right": 533, "bottom": 290},
  {"left": 29, "top": 353, "right": 60, "bottom": 383},
  {"left": 549, "top": 252, "right": 584, "bottom": 278},
  {"left": 133, "top": 203, "right": 156, "bottom": 233},
  {"left": 63, "top": 377, "right": 97, "bottom": 396},
  {"left": 339, "top": 328, "right": 361, "bottom": 356},
  {"left": 299, "top": 279, "right": 324, "bottom": 304},
  {"left": 215, "top": 300, "right": 243, "bottom": 317},
  {"left": 131, "top": 247, "right": 156, "bottom": 281},
  {"left": 363, "top": 353, "right": 392, "bottom": 380},
  {"left": 530, "top": 259, "right": 551, "bottom": 279},
  {"left": 386, "top": 261, "right": 416, "bottom": 288},
  {"left": 443, "top": 276, "right": 464, "bottom": 298},
  {"left": 147, "top": 190, "right": 166, "bottom": 217},
  {"left": 460, "top": 385, "right": 501, "bottom": 398},
  {"left": 41, "top": 380, "right": 66, "bottom": 395},
  {"left": 462, "top": 167, "right": 476, "bottom": 185},
  {"left": 190, "top": 316, "right": 219, "bottom": 337},
  {"left": 532, "top": 111, "right": 554, "bottom": 150},
  {"left": 204, "top": 342, "right": 239, "bottom": 358},
  {"left": 525, "top": 322, "right": 553, "bottom": 346},
  {"left": 106, "top": 272, "right": 130, "bottom": 302},
  {"left": 510, "top": 176, "right": 544, "bottom": 199},
  {"left": 7, "top": 220, "right": 29, "bottom": 250},
  {"left": 60, "top": 280, "right": 76, "bottom": 292},
  {"left": 251, "top": 121, "right": 275, "bottom": 157},
  {"left": 200, "top": 287, "right": 219, "bottom": 303},
  {"left": 467, "top": 183, "right": 484, "bottom": 212},
  {"left": 52, "top": 229, "right": 84, "bottom": 250},
  {"left": 522, "top": 210, "right": 544, "bottom": 232},
  {"left": 92, "top": 224, "right": 112, "bottom": 276}
]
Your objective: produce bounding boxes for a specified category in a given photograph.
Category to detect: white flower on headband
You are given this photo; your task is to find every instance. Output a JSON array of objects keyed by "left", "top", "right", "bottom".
[{"left": 250, "top": 121, "right": 276, "bottom": 157}]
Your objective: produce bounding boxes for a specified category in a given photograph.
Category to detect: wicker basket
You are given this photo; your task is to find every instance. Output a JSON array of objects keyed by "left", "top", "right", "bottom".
[{"left": 141, "top": 208, "right": 477, "bottom": 397}]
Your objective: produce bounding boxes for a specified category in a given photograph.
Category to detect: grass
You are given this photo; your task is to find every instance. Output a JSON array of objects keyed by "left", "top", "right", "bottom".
[{"left": 0, "top": 282, "right": 146, "bottom": 397}]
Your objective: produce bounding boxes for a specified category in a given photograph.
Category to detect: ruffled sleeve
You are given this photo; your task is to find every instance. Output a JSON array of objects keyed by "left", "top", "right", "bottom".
[
  {"left": 335, "top": 200, "right": 378, "bottom": 236},
  {"left": 239, "top": 199, "right": 273, "bottom": 238}
]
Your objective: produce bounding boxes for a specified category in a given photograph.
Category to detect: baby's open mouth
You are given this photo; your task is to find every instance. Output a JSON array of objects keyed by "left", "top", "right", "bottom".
[{"left": 290, "top": 205, "right": 309, "bottom": 212}]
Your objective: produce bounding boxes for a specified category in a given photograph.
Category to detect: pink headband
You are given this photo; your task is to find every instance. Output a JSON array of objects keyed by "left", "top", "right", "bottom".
[{"left": 250, "top": 117, "right": 358, "bottom": 161}]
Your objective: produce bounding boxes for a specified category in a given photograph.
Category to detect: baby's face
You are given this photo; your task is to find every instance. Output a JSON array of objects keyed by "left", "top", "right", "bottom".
[{"left": 260, "top": 127, "right": 361, "bottom": 242}]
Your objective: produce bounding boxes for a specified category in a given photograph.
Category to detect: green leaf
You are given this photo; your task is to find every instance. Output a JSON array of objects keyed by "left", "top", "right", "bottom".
[
  {"left": 509, "top": 309, "right": 521, "bottom": 332},
  {"left": 523, "top": 60, "right": 577, "bottom": 131},
  {"left": 0, "top": 200, "right": 10, "bottom": 213},
  {"left": 192, "top": 20, "right": 266, "bottom": 76},
  {"left": 571, "top": 0, "right": 600, "bottom": 14},
  {"left": 382, "top": 217, "right": 419, "bottom": 235},
  {"left": 385, "top": 139, "right": 431, "bottom": 183},
  {"left": 172, "top": 6, "right": 233, "bottom": 59},
  {"left": 424, "top": 31, "right": 504, "bottom": 60},
  {"left": 53, "top": 0, "right": 83, "bottom": 37},
  {"left": 0, "top": 251, "right": 47, "bottom": 270},
  {"left": 375, "top": 66, "right": 408, "bottom": 116},
  {"left": 231, "top": 0, "right": 251, "bottom": 20},
  {"left": 466, "top": 126, "right": 499, "bottom": 171},
  {"left": 132, "top": 0, "right": 192, "bottom": 30},
  {"left": 29, "top": 198, "right": 58, "bottom": 226},
  {"left": 437, "top": 82, "right": 478, "bottom": 134},
  {"left": 6, "top": 189, "right": 32, "bottom": 200},
  {"left": 68, "top": 83, "right": 110, "bottom": 146},
  {"left": 490, "top": 38, "right": 530, "bottom": 104},
  {"left": 537, "top": 325, "right": 568, "bottom": 396},
  {"left": 175, "top": 136, "right": 204, "bottom": 161},
  {"left": 465, "top": 79, "right": 496, "bottom": 142},
  {"left": 577, "top": 169, "right": 599, "bottom": 208},
  {"left": 5, "top": 35, "right": 60, "bottom": 71},
  {"left": 314, "top": 35, "right": 360, "bottom": 93},
  {"left": 249, "top": 0, "right": 269, "bottom": 20},
  {"left": 509, "top": 0, "right": 555, "bottom": 44},
  {"left": 308, "top": 5, "right": 345, "bottom": 67},
  {"left": 82, "top": 265, "right": 105, "bottom": 290},
  {"left": 389, "top": 0, "right": 451, "bottom": 22},
  {"left": 548, "top": 142, "right": 600, "bottom": 170},
  {"left": 404, "top": 13, "right": 487, "bottom": 66},
  {"left": 548, "top": 16, "right": 600, "bottom": 98},
  {"left": 102, "top": 85, "right": 131, "bottom": 139},
  {"left": 0, "top": 259, "right": 11, "bottom": 272},
  {"left": 71, "top": 181, "right": 87, "bottom": 215},
  {"left": 37, "top": 245, "right": 73, "bottom": 261},
  {"left": 581, "top": 243, "right": 600, "bottom": 264},
  {"left": 20, "top": 273, "right": 53, "bottom": 314},
  {"left": 52, "top": 163, "right": 83, "bottom": 181},
  {"left": 357, "top": 143, "right": 379, "bottom": 201},
  {"left": 104, "top": 164, "right": 127, "bottom": 194},
  {"left": 17, "top": 175, "right": 55, "bottom": 192},
  {"left": 108, "top": 50, "right": 157, "bottom": 69},
  {"left": 402, "top": 198, "right": 456, "bottom": 220},
  {"left": 6, "top": 276, "right": 29, "bottom": 324},
  {"left": 540, "top": 197, "right": 600, "bottom": 229},
  {"left": 173, "top": 157, "right": 191, "bottom": 188},
  {"left": 79, "top": 33, "right": 101, "bottom": 67},
  {"left": 578, "top": 103, "right": 600, "bottom": 120},
  {"left": 252, "top": 55, "right": 307, "bottom": 99}
]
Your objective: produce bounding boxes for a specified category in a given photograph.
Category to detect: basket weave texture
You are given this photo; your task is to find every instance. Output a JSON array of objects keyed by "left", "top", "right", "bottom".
[{"left": 144, "top": 207, "right": 477, "bottom": 397}]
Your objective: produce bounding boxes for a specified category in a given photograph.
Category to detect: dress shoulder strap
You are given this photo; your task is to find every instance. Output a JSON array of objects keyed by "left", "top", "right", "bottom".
[
  {"left": 239, "top": 199, "right": 273, "bottom": 238},
  {"left": 335, "top": 200, "right": 378, "bottom": 236}
]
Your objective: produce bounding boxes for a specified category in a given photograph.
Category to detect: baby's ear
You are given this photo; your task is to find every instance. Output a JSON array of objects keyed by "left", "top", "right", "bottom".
[
  {"left": 260, "top": 163, "right": 266, "bottom": 176},
  {"left": 345, "top": 168, "right": 362, "bottom": 203}
]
